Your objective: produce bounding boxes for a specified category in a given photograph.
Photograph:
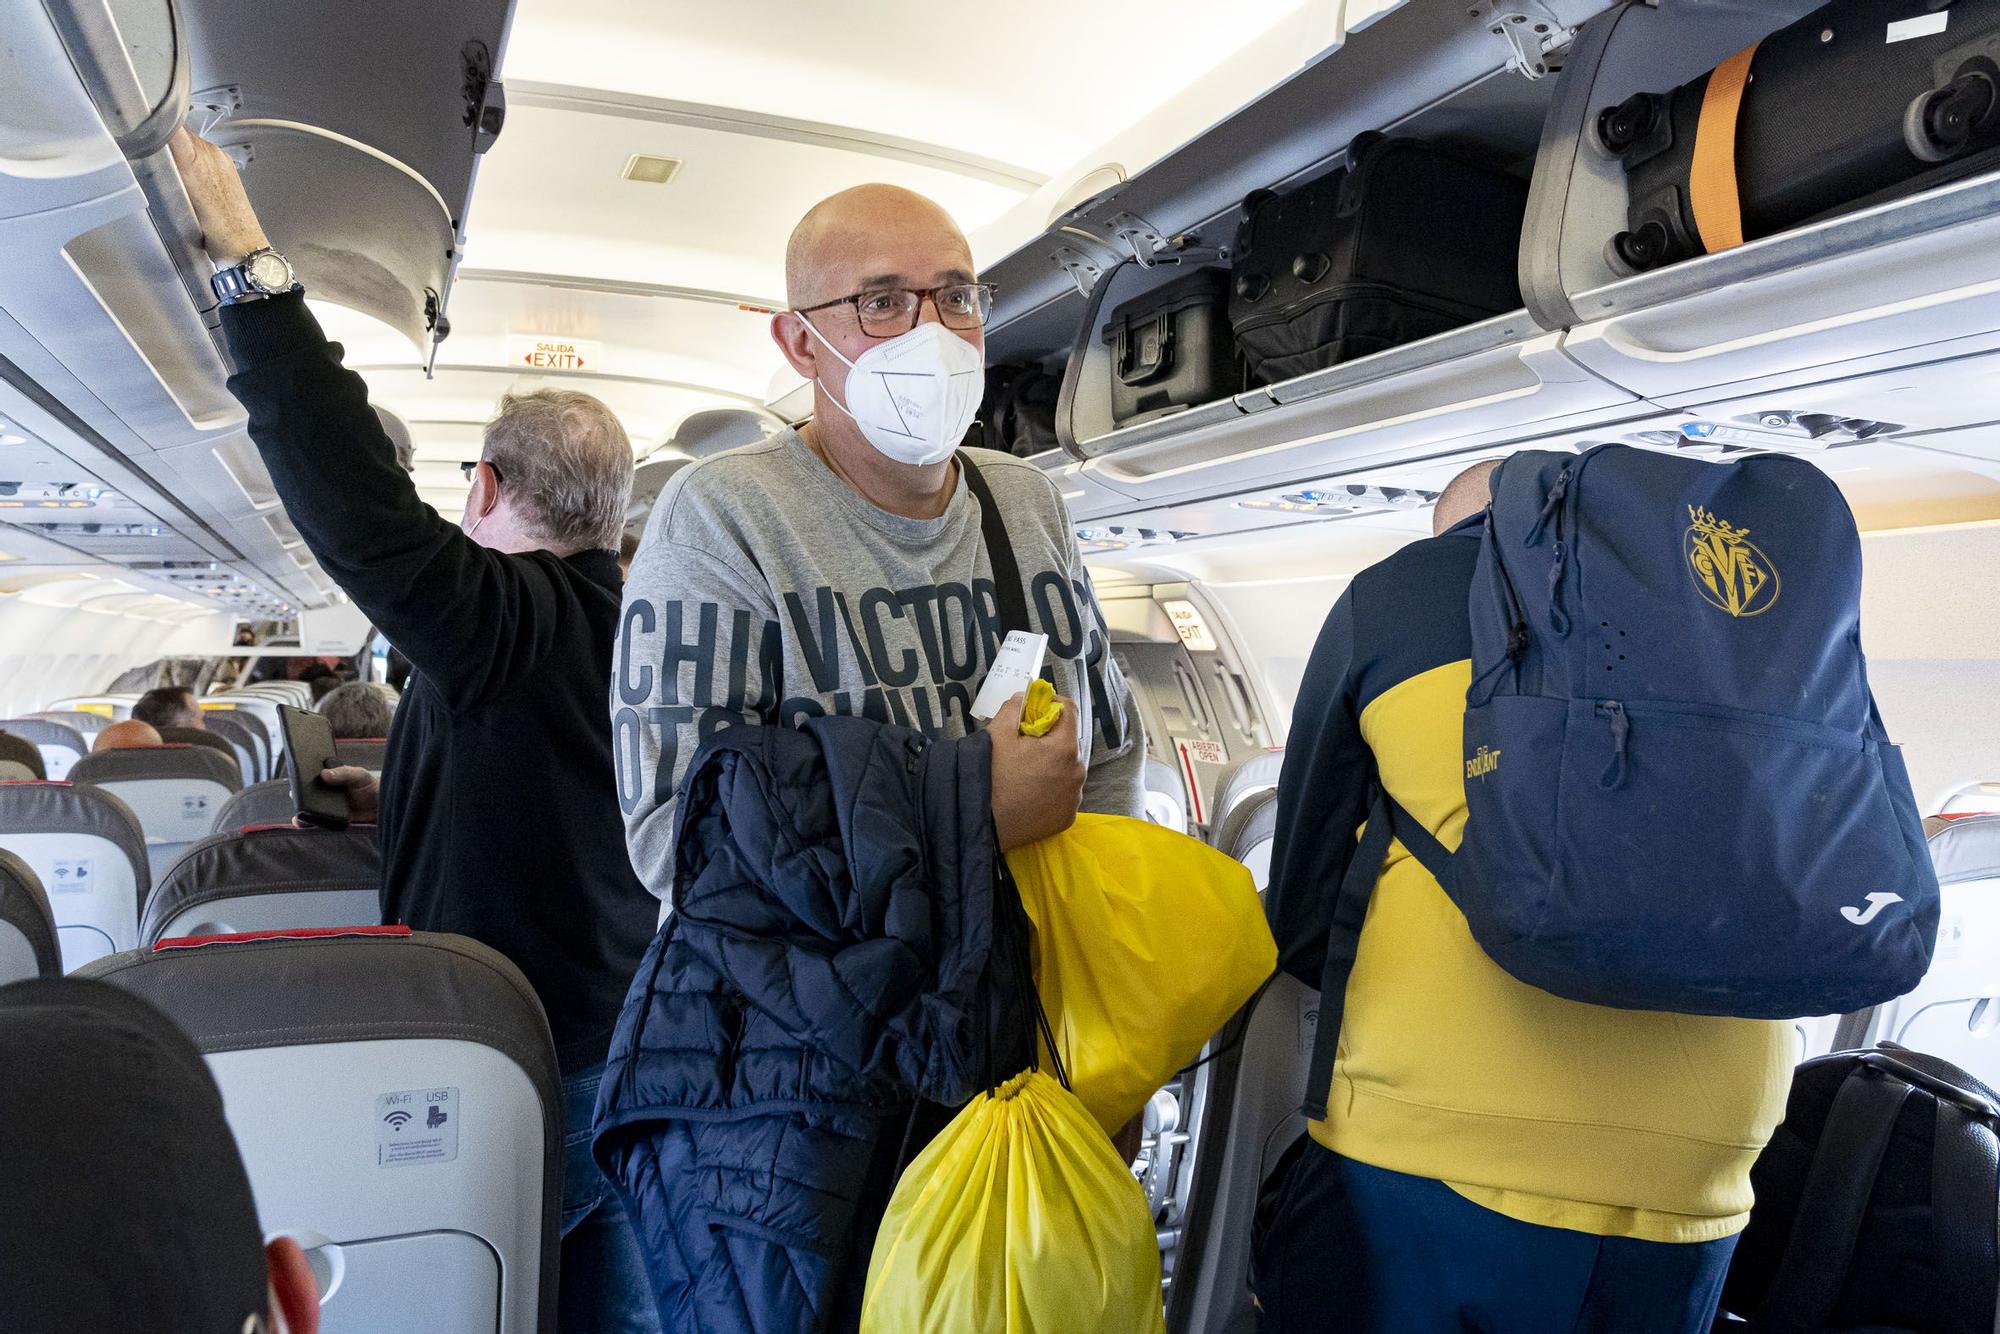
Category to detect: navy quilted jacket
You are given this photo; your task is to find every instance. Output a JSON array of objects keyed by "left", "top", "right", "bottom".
[{"left": 592, "top": 715, "right": 1031, "bottom": 1334}]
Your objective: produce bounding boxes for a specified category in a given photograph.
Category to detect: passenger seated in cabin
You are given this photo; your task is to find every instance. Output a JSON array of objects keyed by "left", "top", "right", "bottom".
[
  {"left": 172, "top": 128, "right": 661, "bottom": 1334},
  {"left": 603, "top": 184, "right": 1146, "bottom": 1332},
  {"left": 302, "top": 664, "right": 340, "bottom": 704},
  {"left": 132, "top": 684, "right": 205, "bottom": 732},
  {"left": 92, "top": 718, "right": 162, "bottom": 753},
  {"left": 0, "top": 977, "right": 320, "bottom": 1333},
  {"left": 1257, "top": 463, "right": 1792, "bottom": 1334},
  {"left": 316, "top": 681, "right": 393, "bottom": 740},
  {"left": 0, "top": 729, "right": 46, "bottom": 779}
]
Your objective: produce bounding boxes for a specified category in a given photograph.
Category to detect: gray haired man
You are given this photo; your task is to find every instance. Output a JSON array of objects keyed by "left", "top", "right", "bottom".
[{"left": 173, "top": 129, "right": 662, "bottom": 1333}]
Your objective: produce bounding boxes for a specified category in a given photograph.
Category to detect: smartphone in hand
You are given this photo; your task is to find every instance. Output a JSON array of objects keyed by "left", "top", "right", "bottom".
[{"left": 278, "top": 703, "right": 349, "bottom": 831}]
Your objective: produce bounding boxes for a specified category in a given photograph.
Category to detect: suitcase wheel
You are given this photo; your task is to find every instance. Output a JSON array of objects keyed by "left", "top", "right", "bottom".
[
  {"left": 1906, "top": 70, "right": 1998, "bottom": 164},
  {"left": 1235, "top": 272, "right": 1271, "bottom": 304},
  {"left": 1290, "top": 253, "right": 1331, "bottom": 286}
]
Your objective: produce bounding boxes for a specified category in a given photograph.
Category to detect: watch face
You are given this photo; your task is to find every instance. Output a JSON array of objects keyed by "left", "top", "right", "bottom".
[{"left": 246, "top": 252, "right": 291, "bottom": 292}]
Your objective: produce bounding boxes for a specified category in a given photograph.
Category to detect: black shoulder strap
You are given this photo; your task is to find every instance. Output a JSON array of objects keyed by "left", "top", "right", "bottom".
[
  {"left": 1929, "top": 1097, "right": 2000, "bottom": 1334},
  {"left": 1301, "top": 786, "right": 1448, "bottom": 1121},
  {"left": 958, "top": 451, "right": 1031, "bottom": 637},
  {"left": 1755, "top": 1065, "right": 1915, "bottom": 1333}
]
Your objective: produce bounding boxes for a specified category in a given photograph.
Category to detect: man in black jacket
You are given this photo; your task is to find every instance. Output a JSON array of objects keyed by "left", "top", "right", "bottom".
[{"left": 172, "top": 129, "right": 662, "bottom": 1334}]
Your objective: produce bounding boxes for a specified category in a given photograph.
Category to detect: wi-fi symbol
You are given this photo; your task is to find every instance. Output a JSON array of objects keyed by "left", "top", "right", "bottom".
[{"left": 383, "top": 1110, "right": 412, "bottom": 1130}]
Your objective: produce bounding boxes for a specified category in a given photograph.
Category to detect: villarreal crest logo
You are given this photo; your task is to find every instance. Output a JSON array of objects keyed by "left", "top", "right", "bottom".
[{"left": 1685, "top": 506, "right": 1779, "bottom": 618}]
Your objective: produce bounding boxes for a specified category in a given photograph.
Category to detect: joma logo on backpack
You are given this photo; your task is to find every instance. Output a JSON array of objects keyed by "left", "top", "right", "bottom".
[
  {"left": 1466, "top": 746, "right": 1502, "bottom": 780},
  {"left": 1685, "top": 506, "right": 1780, "bottom": 618}
]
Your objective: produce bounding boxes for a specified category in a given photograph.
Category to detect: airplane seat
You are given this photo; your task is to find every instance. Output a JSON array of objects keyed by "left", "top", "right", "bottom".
[
  {"left": 29, "top": 709, "right": 111, "bottom": 742},
  {"left": 191, "top": 714, "right": 260, "bottom": 786},
  {"left": 0, "top": 849, "right": 61, "bottom": 983},
  {"left": 212, "top": 779, "right": 298, "bottom": 834},
  {"left": 157, "top": 725, "right": 240, "bottom": 770},
  {"left": 209, "top": 696, "right": 285, "bottom": 772},
  {"left": 0, "top": 717, "right": 88, "bottom": 779},
  {"left": 1831, "top": 812, "right": 2000, "bottom": 1086},
  {"left": 1143, "top": 756, "right": 1190, "bottom": 833},
  {"left": 47, "top": 695, "right": 136, "bottom": 720},
  {"left": 68, "top": 745, "right": 243, "bottom": 881},
  {"left": 143, "top": 824, "right": 380, "bottom": 946},
  {"left": 332, "top": 737, "right": 390, "bottom": 773},
  {"left": 0, "top": 731, "right": 48, "bottom": 781},
  {"left": 1221, "top": 790, "right": 1280, "bottom": 893},
  {"left": 1209, "top": 748, "right": 1286, "bottom": 844},
  {"left": 1163, "top": 972, "right": 1318, "bottom": 1334},
  {"left": 78, "top": 927, "right": 561, "bottom": 1333},
  {"left": 0, "top": 781, "right": 150, "bottom": 971}
]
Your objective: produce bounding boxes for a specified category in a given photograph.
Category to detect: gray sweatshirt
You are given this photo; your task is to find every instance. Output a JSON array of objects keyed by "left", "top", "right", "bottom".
[{"left": 613, "top": 430, "right": 1146, "bottom": 904}]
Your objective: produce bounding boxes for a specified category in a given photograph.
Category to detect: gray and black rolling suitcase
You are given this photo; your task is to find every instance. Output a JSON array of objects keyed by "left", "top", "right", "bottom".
[{"left": 1600, "top": 0, "right": 2000, "bottom": 273}]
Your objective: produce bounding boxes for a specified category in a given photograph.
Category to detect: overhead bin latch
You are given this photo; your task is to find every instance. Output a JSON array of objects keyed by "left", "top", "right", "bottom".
[
  {"left": 1471, "top": 0, "right": 1582, "bottom": 81},
  {"left": 462, "top": 42, "right": 507, "bottom": 154},
  {"left": 1049, "top": 210, "right": 1225, "bottom": 297}
]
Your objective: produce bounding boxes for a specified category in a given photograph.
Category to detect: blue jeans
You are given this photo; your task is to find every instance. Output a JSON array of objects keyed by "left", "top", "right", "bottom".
[
  {"left": 559, "top": 1063, "right": 662, "bottom": 1334},
  {"left": 1256, "top": 1144, "right": 1739, "bottom": 1334}
]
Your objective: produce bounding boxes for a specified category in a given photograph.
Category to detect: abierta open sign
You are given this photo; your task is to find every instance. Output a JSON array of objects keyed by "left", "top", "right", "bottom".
[{"left": 508, "top": 335, "right": 602, "bottom": 372}]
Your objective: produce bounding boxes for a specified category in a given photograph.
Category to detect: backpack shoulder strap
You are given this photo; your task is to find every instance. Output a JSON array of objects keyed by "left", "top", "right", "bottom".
[
  {"left": 957, "top": 451, "right": 1031, "bottom": 636},
  {"left": 1299, "top": 787, "right": 1450, "bottom": 1120},
  {"left": 1756, "top": 1065, "right": 1915, "bottom": 1333},
  {"left": 1929, "top": 1097, "right": 2000, "bottom": 1334}
]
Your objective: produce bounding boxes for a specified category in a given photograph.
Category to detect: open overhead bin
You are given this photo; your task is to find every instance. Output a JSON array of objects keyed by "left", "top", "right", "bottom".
[
  {"left": 0, "top": 0, "right": 515, "bottom": 616},
  {"left": 1521, "top": 0, "right": 2000, "bottom": 405},
  {"left": 976, "top": 0, "right": 1634, "bottom": 508},
  {"left": 180, "top": 0, "right": 513, "bottom": 356}
]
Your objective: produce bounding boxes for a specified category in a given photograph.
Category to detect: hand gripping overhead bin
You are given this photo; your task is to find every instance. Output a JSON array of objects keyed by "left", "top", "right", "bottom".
[
  {"left": 0, "top": 0, "right": 512, "bottom": 617},
  {"left": 81, "top": 928, "right": 560, "bottom": 1334}
]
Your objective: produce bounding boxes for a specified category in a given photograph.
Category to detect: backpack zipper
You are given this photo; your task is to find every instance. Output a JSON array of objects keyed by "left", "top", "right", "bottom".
[{"left": 1597, "top": 699, "right": 1629, "bottom": 790}]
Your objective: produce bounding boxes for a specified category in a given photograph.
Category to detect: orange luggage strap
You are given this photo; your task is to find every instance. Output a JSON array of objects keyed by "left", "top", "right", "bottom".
[{"left": 1690, "top": 40, "right": 1761, "bottom": 253}]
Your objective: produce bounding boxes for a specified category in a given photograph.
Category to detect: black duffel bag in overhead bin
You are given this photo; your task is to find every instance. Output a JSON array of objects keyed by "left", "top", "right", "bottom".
[
  {"left": 1599, "top": 0, "right": 2000, "bottom": 274},
  {"left": 1228, "top": 133, "right": 1529, "bottom": 387},
  {"left": 1100, "top": 266, "right": 1240, "bottom": 429},
  {"left": 972, "top": 363, "right": 1064, "bottom": 457}
]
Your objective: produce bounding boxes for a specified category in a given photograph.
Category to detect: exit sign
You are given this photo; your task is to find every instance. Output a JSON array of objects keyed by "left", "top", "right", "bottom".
[{"left": 507, "top": 335, "right": 602, "bottom": 372}]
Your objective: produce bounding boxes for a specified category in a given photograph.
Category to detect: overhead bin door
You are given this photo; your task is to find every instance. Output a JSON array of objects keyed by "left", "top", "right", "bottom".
[
  {"left": 1523, "top": 0, "right": 2000, "bottom": 404},
  {"left": 1070, "top": 319, "right": 1638, "bottom": 507},
  {"left": 181, "top": 0, "right": 514, "bottom": 354}
]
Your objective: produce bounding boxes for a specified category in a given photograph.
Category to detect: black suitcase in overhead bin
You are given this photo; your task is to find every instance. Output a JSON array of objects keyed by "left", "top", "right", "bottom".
[
  {"left": 1101, "top": 266, "right": 1240, "bottom": 429},
  {"left": 1228, "top": 133, "right": 1529, "bottom": 388},
  {"left": 1599, "top": 0, "right": 2000, "bottom": 273}
]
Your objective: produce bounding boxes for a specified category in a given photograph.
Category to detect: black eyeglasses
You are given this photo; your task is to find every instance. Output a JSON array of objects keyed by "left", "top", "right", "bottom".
[
  {"left": 460, "top": 459, "right": 503, "bottom": 484},
  {"left": 794, "top": 282, "right": 998, "bottom": 338}
]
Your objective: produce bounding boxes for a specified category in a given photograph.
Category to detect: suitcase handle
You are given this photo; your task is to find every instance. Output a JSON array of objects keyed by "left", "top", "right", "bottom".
[{"left": 1114, "top": 311, "right": 1175, "bottom": 386}]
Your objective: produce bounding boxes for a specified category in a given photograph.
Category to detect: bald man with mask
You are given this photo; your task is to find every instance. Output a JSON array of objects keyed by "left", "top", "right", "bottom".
[{"left": 615, "top": 185, "right": 1145, "bottom": 905}]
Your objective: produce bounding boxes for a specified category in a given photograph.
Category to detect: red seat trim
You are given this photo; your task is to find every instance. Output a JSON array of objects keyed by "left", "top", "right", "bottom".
[{"left": 153, "top": 924, "right": 409, "bottom": 951}]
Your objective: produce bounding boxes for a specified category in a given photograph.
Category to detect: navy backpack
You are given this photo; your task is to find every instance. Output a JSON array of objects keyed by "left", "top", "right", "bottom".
[{"left": 1303, "top": 445, "right": 1940, "bottom": 1120}]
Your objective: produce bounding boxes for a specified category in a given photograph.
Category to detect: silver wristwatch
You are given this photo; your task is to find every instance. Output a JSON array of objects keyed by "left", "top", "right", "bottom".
[{"left": 211, "top": 246, "right": 297, "bottom": 304}]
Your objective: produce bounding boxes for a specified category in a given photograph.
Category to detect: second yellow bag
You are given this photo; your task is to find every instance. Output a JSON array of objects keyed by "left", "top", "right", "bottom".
[
  {"left": 1005, "top": 809, "right": 1276, "bottom": 1137},
  {"left": 858, "top": 1068, "right": 1166, "bottom": 1334}
]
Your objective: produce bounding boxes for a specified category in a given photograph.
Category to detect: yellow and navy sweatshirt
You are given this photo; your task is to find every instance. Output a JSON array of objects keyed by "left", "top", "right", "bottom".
[{"left": 1268, "top": 516, "right": 1794, "bottom": 1243}]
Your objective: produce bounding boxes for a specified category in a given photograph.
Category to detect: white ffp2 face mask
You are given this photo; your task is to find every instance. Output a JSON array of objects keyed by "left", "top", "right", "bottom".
[{"left": 796, "top": 315, "right": 984, "bottom": 467}]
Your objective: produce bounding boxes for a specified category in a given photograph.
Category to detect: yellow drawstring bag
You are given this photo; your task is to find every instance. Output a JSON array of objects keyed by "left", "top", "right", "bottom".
[
  {"left": 1006, "top": 682, "right": 1276, "bottom": 1136},
  {"left": 859, "top": 1068, "right": 1167, "bottom": 1334}
]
